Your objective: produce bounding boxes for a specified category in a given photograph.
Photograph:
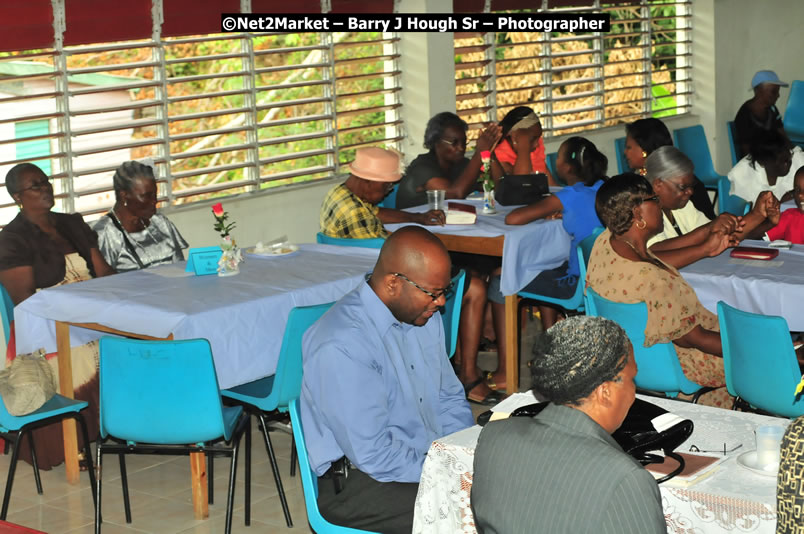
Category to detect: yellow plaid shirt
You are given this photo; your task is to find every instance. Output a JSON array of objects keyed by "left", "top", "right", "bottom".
[{"left": 320, "top": 183, "right": 389, "bottom": 239}]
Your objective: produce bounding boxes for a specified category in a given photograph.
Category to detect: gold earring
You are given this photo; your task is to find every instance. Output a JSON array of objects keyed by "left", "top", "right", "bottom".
[
  {"left": 641, "top": 151, "right": 648, "bottom": 159},
  {"left": 636, "top": 219, "right": 647, "bottom": 230}
]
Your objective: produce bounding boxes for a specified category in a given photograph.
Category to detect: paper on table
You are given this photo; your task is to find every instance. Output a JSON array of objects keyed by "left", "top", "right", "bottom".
[
  {"left": 491, "top": 391, "right": 545, "bottom": 414},
  {"left": 729, "top": 258, "right": 784, "bottom": 267},
  {"left": 144, "top": 264, "right": 194, "bottom": 278}
]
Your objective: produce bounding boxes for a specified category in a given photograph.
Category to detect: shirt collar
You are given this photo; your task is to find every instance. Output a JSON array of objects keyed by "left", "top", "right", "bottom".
[{"left": 358, "top": 277, "right": 412, "bottom": 335}]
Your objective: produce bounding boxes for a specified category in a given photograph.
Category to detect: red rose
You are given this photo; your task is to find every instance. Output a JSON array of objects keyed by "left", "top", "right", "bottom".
[
  {"left": 480, "top": 150, "right": 491, "bottom": 160},
  {"left": 212, "top": 203, "right": 224, "bottom": 216}
]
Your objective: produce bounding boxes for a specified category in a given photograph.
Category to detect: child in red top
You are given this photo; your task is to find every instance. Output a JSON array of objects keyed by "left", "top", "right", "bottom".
[{"left": 767, "top": 166, "right": 804, "bottom": 243}]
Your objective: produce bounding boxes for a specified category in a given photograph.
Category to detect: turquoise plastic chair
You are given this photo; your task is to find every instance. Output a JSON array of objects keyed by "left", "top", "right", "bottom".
[
  {"left": 784, "top": 80, "right": 804, "bottom": 148},
  {"left": 673, "top": 125, "right": 723, "bottom": 189},
  {"left": 718, "top": 301, "right": 804, "bottom": 418},
  {"left": 289, "top": 398, "right": 376, "bottom": 534},
  {"left": 717, "top": 176, "right": 751, "bottom": 216},
  {"left": 518, "top": 227, "right": 604, "bottom": 315},
  {"left": 222, "top": 302, "right": 334, "bottom": 527},
  {"left": 0, "top": 283, "right": 12, "bottom": 346},
  {"left": 726, "top": 121, "right": 739, "bottom": 165},
  {"left": 585, "top": 288, "right": 715, "bottom": 402},
  {"left": 377, "top": 184, "right": 398, "bottom": 209},
  {"left": 546, "top": 152, "right": 566, "bottom": 186},
  {"left": 1, "top": 393, "right": 96, "bottom": 519},
  {"left": 441, "top": 270, "right": 466, "bottom": 359},
  {"left": 614, "top": 137, "right": 629, "bottom": 174},
  {"left": 97, "top": 337, "right": 248, "bottom": 534},
  {"left": 316, "top": 233, "right": 385, "bottom": 249}
]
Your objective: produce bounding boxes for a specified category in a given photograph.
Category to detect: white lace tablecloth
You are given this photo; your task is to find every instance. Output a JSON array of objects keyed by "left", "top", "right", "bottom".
[{"left": 413, "top": 396, "right": 789, "bottom": 534}]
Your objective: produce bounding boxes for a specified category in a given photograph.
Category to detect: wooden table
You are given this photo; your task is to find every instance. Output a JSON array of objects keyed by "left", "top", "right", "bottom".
[
  {"left": 430, "top": 233, "right": 520, "bottom": 394},
  {"left": 13, "top": 245, "right": 380, "bottom": 519}
]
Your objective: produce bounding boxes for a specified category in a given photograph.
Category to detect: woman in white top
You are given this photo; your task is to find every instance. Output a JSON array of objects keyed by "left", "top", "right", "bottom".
[
  {"left": 646, "top": 146, "right": 775, "bottom": 268},
  {"left": 728, "top": 130, "right": 804, "bottom": 205}
]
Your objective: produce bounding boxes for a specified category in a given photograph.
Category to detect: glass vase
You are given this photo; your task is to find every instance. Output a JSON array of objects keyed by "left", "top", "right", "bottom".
[{"left": 482, "top": 186, "right": 497, "bottom": 215}]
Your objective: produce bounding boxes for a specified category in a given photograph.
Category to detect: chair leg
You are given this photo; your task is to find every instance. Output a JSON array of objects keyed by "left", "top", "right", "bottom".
[
  {"left": 289, "top": 434, "right": 297, "bottom": 477},
  {"left": 95, "top": 440, "right": 103, "bottom": 534},
  {"left": 244, "top": 420, "right": 251, "bottom": 526},
  {"left": 208, "top": 447, "right": 214, "bottom": 505},
  {"left": 27, "top": 432, "right": 43, "bottom": 495},
  {"left": 118, "top": 453, "right": 131, "bottom": 523},
  {"left": 1, "top": 431, "right": 21, "bottom": 520},
  {"left": 259, "top": 413, "right": 292, "bottom": 527},
  {"left": 225, "top": 436, "right": 242, "bottom": 534},
  {"left": 74, "top": 414, "right": 97, "bottom": 506}
]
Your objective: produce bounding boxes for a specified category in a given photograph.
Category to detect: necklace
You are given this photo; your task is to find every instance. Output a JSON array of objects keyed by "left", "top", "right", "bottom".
[
  {"left": 616, "top": 236, "right": 666, "bottom": 270},
  {"left": 112, "top": 207, "right": 147, "bottom": 233}
]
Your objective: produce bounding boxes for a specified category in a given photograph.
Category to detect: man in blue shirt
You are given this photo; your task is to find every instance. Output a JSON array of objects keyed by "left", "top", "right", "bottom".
[{"left": 301, "top": 226, "right": 474, "bottom": 533}]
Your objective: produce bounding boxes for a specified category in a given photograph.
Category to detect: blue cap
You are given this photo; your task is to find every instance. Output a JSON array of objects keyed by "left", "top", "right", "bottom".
[{"left": 751, "top": 70, "right": 788, "bottom": 89}]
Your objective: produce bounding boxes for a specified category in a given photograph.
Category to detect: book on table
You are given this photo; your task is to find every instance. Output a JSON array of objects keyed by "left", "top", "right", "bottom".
[
  {"left": 646, "top": 452, "right": 726, "bottom": 486},
  {"left": 446, "top": 202, "right": 477, "bottom": 225}
]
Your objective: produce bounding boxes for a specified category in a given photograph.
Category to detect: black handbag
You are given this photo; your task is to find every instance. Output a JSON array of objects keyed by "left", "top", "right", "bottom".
[
  {"left": 494, "top": 173, "right": 549, "bottom": 206},
  {"left": 490, "top": 398, "right": 693, "bottom": 483}
]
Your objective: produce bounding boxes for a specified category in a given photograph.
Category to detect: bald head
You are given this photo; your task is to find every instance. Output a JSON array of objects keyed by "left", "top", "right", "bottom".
[{"left": 370, "top": 226, "right": 452, "bottom": 326}]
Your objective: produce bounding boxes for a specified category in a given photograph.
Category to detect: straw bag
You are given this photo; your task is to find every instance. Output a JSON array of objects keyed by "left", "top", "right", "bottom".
[{"left": 0, "top": 348, "right": 57, "bottom": 416}]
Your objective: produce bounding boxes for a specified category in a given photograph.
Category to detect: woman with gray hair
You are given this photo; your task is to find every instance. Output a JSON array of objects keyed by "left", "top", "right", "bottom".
[
  {"left": 472, "top": 316, "right": 665, "bottom": 534},
  {"left": 93, "top": 161, "right": 188, "bottom": 272},
  {"left": 645, "top": 146, "right": 774, "bottom": 268}
]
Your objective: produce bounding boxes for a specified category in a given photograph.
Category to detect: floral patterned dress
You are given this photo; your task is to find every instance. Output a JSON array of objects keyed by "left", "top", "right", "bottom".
[{"left": 585, "top": 229, "right": 732, "bottom": 408}]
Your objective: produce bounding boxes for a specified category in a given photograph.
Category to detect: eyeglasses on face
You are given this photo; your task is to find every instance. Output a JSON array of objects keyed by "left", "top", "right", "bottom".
[
  {"left": 440, "top": 137, "right": 467, "bottom": 149},
  {"left": 666, "top": 180, "right": 695, "bottom": 194},
  {"left": 393, "top": 272, "right": 455, "bottom": 301},
  {"left": 640, "top": 195, "right": 660, "bottom": 204},
  {"left": 19, "top": 178, "right": 53, "bottom": 193}
]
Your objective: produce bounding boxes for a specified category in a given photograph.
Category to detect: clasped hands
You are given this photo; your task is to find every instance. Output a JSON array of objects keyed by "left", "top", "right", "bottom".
[{"left": 704, "top": 191, "right": 781, "bottom": 256}]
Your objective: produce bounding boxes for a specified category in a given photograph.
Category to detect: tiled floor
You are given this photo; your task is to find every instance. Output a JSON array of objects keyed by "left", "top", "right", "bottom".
[{"left": 1, "top": 315, "right": 542, "bottom": 533}]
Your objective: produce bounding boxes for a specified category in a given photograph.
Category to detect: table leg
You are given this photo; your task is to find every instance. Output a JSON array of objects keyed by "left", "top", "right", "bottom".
[
  {"left": 504, "top": 295, "right": 519, "bottom": 395},
  {"left": 190, "top": 452, "right": 209, "bottom": 519},
  {"left": 55, "top": 321, "right": 80, "bottom": 485}
]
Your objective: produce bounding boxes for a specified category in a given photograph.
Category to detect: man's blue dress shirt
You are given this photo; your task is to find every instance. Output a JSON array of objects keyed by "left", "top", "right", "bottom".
[{"left": 300, "top": 280, "right": 474, "bottom": 483}]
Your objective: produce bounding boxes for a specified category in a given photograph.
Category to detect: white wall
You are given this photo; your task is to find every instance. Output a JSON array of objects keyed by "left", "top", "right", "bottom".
[{"left": 166, "top": 0, "right": 804, "bottom": 249}]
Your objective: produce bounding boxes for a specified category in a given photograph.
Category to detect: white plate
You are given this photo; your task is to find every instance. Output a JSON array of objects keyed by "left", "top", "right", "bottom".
[
  {"left": 736, "top": 450, "right": 779, "bottom": 477},
  {"left": 246, "top": 244, "right": 299, "bottom": 257}
]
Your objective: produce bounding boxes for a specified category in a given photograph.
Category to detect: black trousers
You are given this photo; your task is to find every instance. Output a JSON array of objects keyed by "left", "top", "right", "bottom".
[{"left": 318, "top": 467, "right": 419, "bottom": 534}]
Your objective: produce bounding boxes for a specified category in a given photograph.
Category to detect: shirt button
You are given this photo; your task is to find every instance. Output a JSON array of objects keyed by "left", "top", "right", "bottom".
[
  {"left": 410, "top": 365, "right": 414, "bottom": 370},
  {"left": 419, "top": 398, "right": 423, "bottom": 402}
]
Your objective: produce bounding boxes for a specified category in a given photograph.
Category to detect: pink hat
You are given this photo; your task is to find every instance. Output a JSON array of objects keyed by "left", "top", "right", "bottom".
[{"left": 349, "top": 147, "right": 401, "bottom": 182}]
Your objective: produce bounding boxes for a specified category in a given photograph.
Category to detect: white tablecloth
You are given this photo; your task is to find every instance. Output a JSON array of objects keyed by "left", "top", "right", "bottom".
[
  {"left": 414, "top": 396, "right": 788, "bottom": 534},
  {"left": 14, "top": 244, "right": 378, "bottom": 389},
  {"left": 386, "top": 197, "right": 571, "bottom": 296},
  {"left": 681, "top": 240, "right": 804, "bottom": 331}
]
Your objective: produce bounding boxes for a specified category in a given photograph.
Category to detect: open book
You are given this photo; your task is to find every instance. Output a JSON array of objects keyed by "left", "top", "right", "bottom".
[{"left": 445, "top": 202, "right": 477, "bottom": 225}]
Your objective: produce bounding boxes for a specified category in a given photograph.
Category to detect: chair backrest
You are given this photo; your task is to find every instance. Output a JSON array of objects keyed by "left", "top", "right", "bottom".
[
  {"left": 784, "top": 80, "right": 804, "bottom": 140},
  {"left": 718, "top": 301, "right": 804, "bottom": 418},
  {"left": 614, "top": 137, "right": 629, "bottom": 174},
  {"left": 585, "top": 288, "right": 703, "bottom": 397},
  {"left": 99, "top": 337, "right": 231, "bottom": 443},
  {"left": 577, "top": 226, "right": 604, "bottom": 283},
  {"left": 289, "top": 398, "right": 373, "bottom": 534},
  {"left": 726, "top": 121, "right": 739, "bottom": 166},
  {"left": 717, "top": 176, "right": 751, "bottom": 216},
  {"left": 377, "top": 183, "right": 398, "bottom": 209},
  {"left": 316, "top": 233, "right": 385, "bottom": 249},
  {"left": 0, "top": 282, "right": 12, "bottom": 347},
  {"left": 273, "top": 302, "right": 334, "bottom": 410},
  {"left": 441, "top": 269, "right": 466, "bottom": 359},
  {"left": 673, "top": 125, "right": 721, "bottom": 188},
  {"left": 546, "top": 152, "right": 566, "bottom": 186}
]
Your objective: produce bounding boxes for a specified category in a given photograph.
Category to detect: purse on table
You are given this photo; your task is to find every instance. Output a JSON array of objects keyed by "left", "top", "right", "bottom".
[
  {"left": 503, "top": 398, "right": 693, "bottom": 483},
  {"left": 494, "top": 173, "right": 549, "bottom": 206}
]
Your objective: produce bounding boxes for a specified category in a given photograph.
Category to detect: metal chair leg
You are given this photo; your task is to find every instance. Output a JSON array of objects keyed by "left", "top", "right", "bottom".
[
  {"left": 259, "top": 413, "right": 292, "bottom": 527},
  {"left": 95, "top": 440, "right": 103, "bottom": 534},
  {"left": 27, "top": 432, "right": 42, "bottom": 494},
  {"left": 224, "top": 432, "right": 243, "bottom": 534},
  {"left": 74, "top": 413, "right": 97, "bottom": 506},
  {"left": 245, "top": 419, "right": 251, "bottom": 526},
  {"left": 290, "top": 434, "right": 296, "bottom": 477},
  {"left": 118, "top": 453, "right": 131, "bottom": 523},
  {"left": 1, "top": 431, "right": 21, "bottom": 520}
]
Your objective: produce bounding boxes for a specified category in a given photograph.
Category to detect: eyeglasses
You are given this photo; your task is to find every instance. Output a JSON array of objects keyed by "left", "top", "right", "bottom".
[
  {"left": 393, "top": 272, "right": 455, "bottom": 302},
  {"left": 689, "top": 443, "right": 743, "bottom": 455},
  {"left": 19, "top": 179, "right": 52, "bottom": 193},
  {"left": 640, "top": 195, "right": 660, "bottom": 204},
  {"left": 440, "top": 138, "right": 467, "bottom": 149},
  {"left": 666, "top": 180, "right": 695, "bottom": 194}
]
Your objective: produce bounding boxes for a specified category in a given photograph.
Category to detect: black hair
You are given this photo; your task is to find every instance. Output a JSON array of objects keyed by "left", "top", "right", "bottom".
[
  {"left": 625, "top": 118, "right": 673, "bottom": 156},
  {"left": 423, "top": 112, "right": 468, "bottom": 151},
  {"left": 595, "top": 173, "right": 653, "bottom": 235},
  {"left": 5, "top": 163, "right": 46, "bottom": 197},
  {"left": 562, "top": 136, "right": 608, "bottom": 186},
  {"left": 112, "top": 161, "right": 156, "bottom": 200},
  {"left": 747, "top": 130, "right": 790, "bottom": 168},
  {"left": 499, "top": 106, "right": 537, "bottom": 137}
]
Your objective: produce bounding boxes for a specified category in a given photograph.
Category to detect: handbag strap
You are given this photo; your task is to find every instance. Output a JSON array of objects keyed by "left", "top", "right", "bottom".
[{"left": 107, "top": 212, "right": 146, "bottom": 269}]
